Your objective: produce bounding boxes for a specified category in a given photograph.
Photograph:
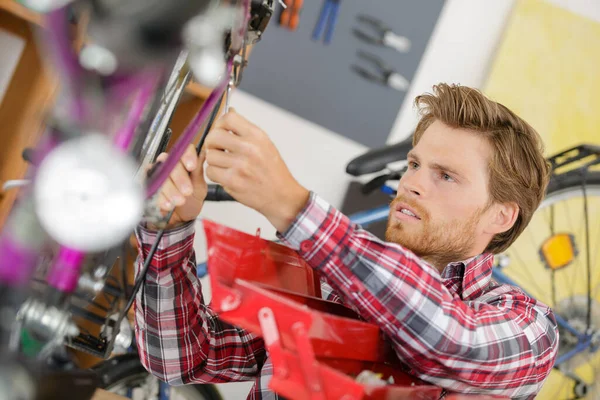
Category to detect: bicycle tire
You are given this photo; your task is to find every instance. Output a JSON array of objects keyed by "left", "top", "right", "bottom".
[
  {"left": 501, "top": 170, "right": 600, "bottom": 400},
  {"left": 92, "top": 353, "right": 222, "bottom": 400}
]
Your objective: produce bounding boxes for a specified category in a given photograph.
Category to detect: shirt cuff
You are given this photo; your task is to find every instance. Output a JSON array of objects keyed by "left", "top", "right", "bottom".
[
  {"left": 135, "top": 220, "right": 196, "bottom": 273},
  {"left": 136, "top": 220, "right": 196, "bottom": 249},
  {"left": 276, "top": 192, "right": 332, "bottom": 256}
]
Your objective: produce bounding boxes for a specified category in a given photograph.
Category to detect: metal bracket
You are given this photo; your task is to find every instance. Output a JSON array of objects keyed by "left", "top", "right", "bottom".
[
  {"left": 258, "top": 307, "right": 326, "bottom": 399},
  {"left": 258, "top": 307, "right": 289, "bottom": 378},
  {"left": 292, "top": 322, "right": 326, "bottom": 399}
]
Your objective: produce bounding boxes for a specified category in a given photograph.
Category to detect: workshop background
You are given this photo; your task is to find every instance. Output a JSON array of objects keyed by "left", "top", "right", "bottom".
[
  {"left": 195, "top": 0, "right": 600, "bottom": 398},
  {"left": 2, "top": 0, "right": 597, "bottom": 398}
]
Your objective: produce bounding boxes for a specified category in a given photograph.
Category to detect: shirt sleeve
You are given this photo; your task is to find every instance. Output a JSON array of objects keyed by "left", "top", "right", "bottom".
[
  {"left": 133, "top": 221, "right": 267, "bottom": 386},
  {"left": 277, "top": 192, "right": 558, "bottom": 399}
]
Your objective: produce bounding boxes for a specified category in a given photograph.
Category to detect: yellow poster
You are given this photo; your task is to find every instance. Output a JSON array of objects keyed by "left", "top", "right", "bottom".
[
  {"left": 484, "top": 0, "right": 600, "bottom": 154},
  {"left": 484, "top": 1, "right": 600, "bottom": 398}
]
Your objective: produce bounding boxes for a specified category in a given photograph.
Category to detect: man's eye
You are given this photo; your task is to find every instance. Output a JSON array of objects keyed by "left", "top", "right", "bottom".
[
  {"left": 409, "top": 161, "right": 419, "bottom": 169},
  {"left": 442, "top": 173, "right": 454, "bottom": 182}
]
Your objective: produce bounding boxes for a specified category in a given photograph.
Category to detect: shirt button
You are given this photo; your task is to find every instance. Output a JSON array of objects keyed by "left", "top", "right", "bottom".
[{"left": 300, "top": 240, "right": 312, "bottom": 252}]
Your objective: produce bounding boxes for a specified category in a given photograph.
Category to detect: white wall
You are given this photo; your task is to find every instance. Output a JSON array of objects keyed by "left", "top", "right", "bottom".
[{"left": 546, "top": 0, "right": 600, "bottom": 22}]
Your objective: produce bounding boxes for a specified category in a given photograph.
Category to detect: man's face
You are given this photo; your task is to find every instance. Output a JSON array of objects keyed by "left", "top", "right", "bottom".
[{"left": 386, "top": 120, "right": 494, "bottom": 268}]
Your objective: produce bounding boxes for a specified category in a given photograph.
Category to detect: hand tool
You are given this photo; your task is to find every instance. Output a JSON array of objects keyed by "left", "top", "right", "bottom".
[
  {"left": 353, "top": 14, "right": 411, "bottom": 53},
  {"left": 351, "top": 50, "right": 409, "bottom": 92},
  {"left": 312, "top": 0, "right": 341, "bottom": 44}
]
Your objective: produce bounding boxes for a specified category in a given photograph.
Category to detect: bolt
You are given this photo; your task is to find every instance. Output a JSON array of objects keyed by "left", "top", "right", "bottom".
[{"left": 94, "top": 265, "right": 108, "bottom": 279}]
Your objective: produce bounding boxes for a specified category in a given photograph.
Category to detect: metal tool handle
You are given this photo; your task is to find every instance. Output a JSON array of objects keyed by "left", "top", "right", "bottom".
[
  {"left": 2, "top": 180, "right": 31, "bottom": 192},
  {"left": 388, "top": 72, "right": 409, "bottom": 91},
  {"left": 383, "top": 31, "right": 411, "bottom": 53}
]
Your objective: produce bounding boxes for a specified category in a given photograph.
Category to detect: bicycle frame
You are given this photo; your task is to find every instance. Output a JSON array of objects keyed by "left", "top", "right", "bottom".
[{"left": 0, "top": 0, "right": 253, "bottom": 377}]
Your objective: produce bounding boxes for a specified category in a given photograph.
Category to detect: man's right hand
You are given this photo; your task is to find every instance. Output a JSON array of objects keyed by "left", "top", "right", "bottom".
[{"left": 148, "top": 143, "right": 207, "bottom": 230}]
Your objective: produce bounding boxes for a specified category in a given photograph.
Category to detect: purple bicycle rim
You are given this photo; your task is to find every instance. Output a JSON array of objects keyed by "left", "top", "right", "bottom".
[{"left": 145, "top": 60, "right": 233, "bottom": 198}]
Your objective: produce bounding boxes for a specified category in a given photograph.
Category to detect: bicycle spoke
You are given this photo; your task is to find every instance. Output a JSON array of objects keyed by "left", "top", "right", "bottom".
[
  {"left": 561, "top": 196, "right": 580, "bottom": 308},
  {"left": 550, "top": 205, "right": 558, "bottom": 307},
  {"left": 510, "top": 247, "right": 552, "bottom": 305}
]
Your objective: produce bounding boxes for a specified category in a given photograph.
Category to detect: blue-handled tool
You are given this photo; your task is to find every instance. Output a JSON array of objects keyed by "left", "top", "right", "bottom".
[{"left": 312, "top": 0, "right": 341, "bottom": 44}]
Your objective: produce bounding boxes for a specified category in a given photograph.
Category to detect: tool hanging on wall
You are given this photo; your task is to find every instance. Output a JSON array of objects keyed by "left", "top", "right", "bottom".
[
  {"left": 353, "top": 14, "right": 411, "bottom": 53},
  {"left": 279, "top": 0, "right": 303, "bottom": 31},
  {"left": 312, "top": 0, "right": 341, "bottom": 44},
  {"left": 351, "top": 50, "right": 409, "bottom": 92}
]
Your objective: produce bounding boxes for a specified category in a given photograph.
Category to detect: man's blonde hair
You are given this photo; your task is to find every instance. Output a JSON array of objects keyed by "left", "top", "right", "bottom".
[{"left": 413, "top": 83, "right": 551, "bottom": 254}]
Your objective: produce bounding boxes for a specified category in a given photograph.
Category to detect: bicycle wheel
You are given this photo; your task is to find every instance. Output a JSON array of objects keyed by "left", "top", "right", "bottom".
[
  {"left": 93, "top": 353, "right": 222, "bottom": 400},
  {"left": 496, "top": 171, "right": 600, "bottom": 400}
]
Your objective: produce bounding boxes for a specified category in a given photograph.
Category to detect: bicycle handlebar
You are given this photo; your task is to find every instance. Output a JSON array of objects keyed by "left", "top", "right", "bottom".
[{"left": 206, "top": 184, "right": 236, "bottom": 202}]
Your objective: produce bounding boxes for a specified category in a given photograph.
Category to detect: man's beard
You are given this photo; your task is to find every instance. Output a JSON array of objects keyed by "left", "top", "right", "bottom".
[{"left": 385, "top": 196, "right": 484, "bottom": 270}]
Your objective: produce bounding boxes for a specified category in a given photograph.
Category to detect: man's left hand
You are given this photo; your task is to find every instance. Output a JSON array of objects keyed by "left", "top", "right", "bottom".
[{"left": 204, "top": 110, "right": 310, "bottom": 233}]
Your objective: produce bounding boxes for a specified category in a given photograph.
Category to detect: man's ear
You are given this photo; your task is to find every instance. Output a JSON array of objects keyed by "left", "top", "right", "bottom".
[{"left": 485, "top": 202, "right": 519, "bottom": 235}]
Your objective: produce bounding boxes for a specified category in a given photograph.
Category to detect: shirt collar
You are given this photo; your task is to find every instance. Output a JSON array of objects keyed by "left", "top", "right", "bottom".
[{"left": 441, "top": 253, "right": 495, "bottom": 300}]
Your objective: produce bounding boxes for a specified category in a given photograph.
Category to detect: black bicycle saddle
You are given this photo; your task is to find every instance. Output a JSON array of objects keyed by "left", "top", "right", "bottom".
[{"left": 346, "top": 135, "right": 413, "bottom": 176}]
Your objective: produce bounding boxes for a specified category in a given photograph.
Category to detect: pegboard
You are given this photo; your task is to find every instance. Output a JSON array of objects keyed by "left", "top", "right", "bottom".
[{"left": 239, "top": 0, "right": 444, "bottom": 147}]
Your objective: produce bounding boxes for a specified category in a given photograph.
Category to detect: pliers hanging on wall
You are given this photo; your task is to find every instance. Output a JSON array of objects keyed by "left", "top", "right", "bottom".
[
  {"left": 351, "top": 50, "right": 409, "bottom": 92},
  {"left": 312, "top": 0, "right": 341, "bottom": 44},
  {"left": 353, "top": 14, "right": 411, "bottom": 53}
]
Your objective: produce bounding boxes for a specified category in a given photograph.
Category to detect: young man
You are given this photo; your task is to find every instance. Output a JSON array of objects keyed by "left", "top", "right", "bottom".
[{"left": 134, "top": 84, "right": 558, "bottom": 399}]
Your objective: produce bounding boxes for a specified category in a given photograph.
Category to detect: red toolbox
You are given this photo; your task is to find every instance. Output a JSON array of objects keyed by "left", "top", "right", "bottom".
[{"left": 203, "top": 220, "right": 507, "bottom": 400}]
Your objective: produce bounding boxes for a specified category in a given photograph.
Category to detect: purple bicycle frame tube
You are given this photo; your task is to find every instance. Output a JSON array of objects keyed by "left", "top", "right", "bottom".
[
  {"left": 145, "top": 0, "right": 252, "bottom": 198},
  {"left": 145, "top": 60, "right": 233, "bottom": 198},
  {"left": 112, "top": 79, "right": 157, "bottom": 151},
  {"left": 46, "top": 7, "right": 87, "bottom": 122}
]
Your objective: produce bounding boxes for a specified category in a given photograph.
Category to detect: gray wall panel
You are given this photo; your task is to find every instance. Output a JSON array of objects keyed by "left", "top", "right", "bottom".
[{"left": 240, "top": 0, "right": 444, "bottom": 147}]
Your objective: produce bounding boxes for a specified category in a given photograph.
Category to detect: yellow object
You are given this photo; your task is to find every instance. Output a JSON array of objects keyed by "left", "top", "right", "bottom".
[
  {"left": 539, "top": 233, "right": 577, "bottom": 270},
  {"left": 484, "top": 0, "right": 600, "bottom": 398},
  {"left": 484, "top": 0, "right": 600, "bottom": 156}
]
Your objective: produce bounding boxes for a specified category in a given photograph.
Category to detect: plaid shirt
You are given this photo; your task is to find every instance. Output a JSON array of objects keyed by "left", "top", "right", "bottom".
[{"left": 134, "top": 192, "right": 558, "bottom": 399}]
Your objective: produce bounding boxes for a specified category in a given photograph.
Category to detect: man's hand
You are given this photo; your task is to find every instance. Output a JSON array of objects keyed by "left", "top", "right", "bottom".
[
  {"left": 149, "top": 143, "right": 208, "bottom": 230},
  {"left": 204, "top": 110, "right": 310, "bottom": 233}
]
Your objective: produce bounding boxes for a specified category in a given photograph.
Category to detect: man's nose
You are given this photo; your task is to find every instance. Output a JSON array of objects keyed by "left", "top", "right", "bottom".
[{"left": 399, "top": 170, "right": 425, "bottom": 197}]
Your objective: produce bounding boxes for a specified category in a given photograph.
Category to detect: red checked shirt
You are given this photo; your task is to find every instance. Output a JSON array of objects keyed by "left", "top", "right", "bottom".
[{"left": 134, "top": 192, "right": 558, "bottom": 400}]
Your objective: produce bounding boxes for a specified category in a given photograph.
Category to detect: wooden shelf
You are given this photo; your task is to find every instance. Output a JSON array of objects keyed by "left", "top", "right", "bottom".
[
  {"left": 0, "top": 0, "right": 42, "bottom": 26},
  {"left": 184, "top": 80, "right": 214, "bottom": 100},
  {"left": 0, "top": 7, "right": 56, "bottom": 230}
]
